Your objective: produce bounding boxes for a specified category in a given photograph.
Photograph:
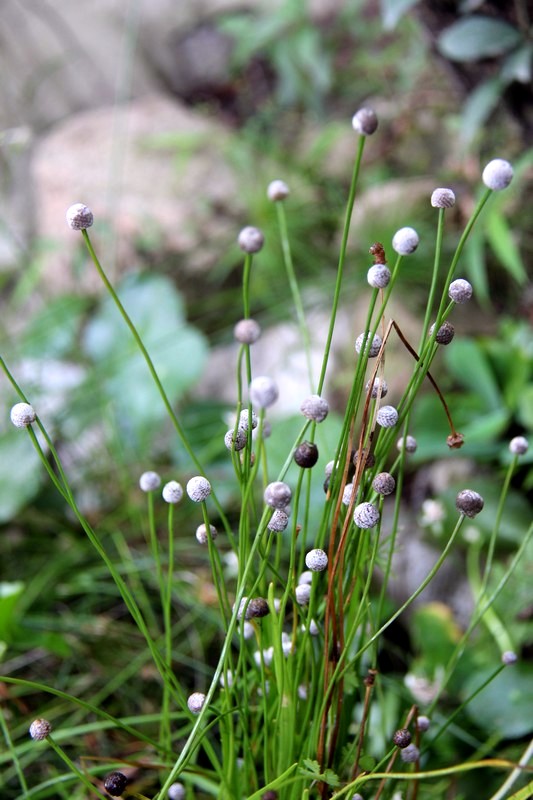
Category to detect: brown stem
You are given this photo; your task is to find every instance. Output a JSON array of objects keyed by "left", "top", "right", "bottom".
[{"left": 351, "top": 669, "right": 378, "bottom": 780}]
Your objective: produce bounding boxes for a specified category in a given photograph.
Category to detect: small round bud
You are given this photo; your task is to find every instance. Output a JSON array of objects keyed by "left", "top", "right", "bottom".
[
  {"left": 104, "top": 772, "right": 128, "bottom": 796},
  {"left": 299, "top": 570, "right": 313, "bottom": 585},
  {"left": 250, "top": 376, "right": 279, "bottom": 409},
  {"left": 448, "top": 278, "right": 473, "bottom": 304},
  {"left": 400, "top": 743, "right": 420, "bottom": 763},
  {"left": 10, "top": 402, "right": 36, "bottom": 428},
  {"left": 162, "top": 480, "right": 184, "bottom": 504},
  {"left": 224, "top": 428, "right": 247, "bottom": 451},
  {"left": 234, "top": 318, "right": 261, "bottom": 344},
  {"left": 455, "top": 489, "right": 484, "bottom": 518},
  {"left": 238, "top": 597, "right": 270, "bottom": 619},
  {"left": 264, "top": 481, "right": 291, "bottom": 509},
  {"left": 308, "top": 619, "right": 320, "bottom": 635},
  {"left": 417, "top": 715, "right": 431, "bottom": 732},
  {"left": 372, "top": 472, "right": 396, "bottom": 495},
  {"left": 502, "top": 650, "right": 518, "bottom": 665},
  {"left": 295, "top": 583, "right": 312, "bottom": 605},
  {"left": 300, "top": 394, "right": 329, "bottom": 423},
  {"left": 351, "top": 795, "right": 364, "bottom": 800},
  {"left": 305, "top": 548, "right": 328, "bottom": 572},
  {"left": 267, "top": 179, "right": 290, "bottom": 202},
  {"left": 509, "top": 436, "right": 528, "bottom": 455},
  {"left": 431, "top": 188, "right": 455, "bottom": 208},
  {"left": 29, "top": 718, "right": 52, "bottom": 740},
  {"left": 355, "top": 332, "right": 382, "bottom": 358},
  {"left": 239, "top": 409, "right": 258, "bottom": 431},
  {"left": 168, "top": 783, "right": 186, "bottom": 800},
  {"left": 195, "top": 523, "right": 218, "bottom": 544},
  {"left": 352, "top": 107, "right": 378, "bottom": 136},
  {"left": 365, "top": 377, "right": 388, "bottom": 398},
  {"left": 482, "top": 158, "right": 513, "bottom": 191},
  {"left": 66, "top": 202, "right": 93, "bottom": 230},
  {"left": 393, "top": 728, "right": 412, "bottom": 748},
  {"left": 342, "top": 482, "right": 354, "bottom": 506},
  {"left": 353, "top": 448, "right": 375, "bottom": 469},
  {"left": 367, "top": 263, "right": 391, "bottom": 289},
  {"left": 353, "top": 502, "right": 380, "bottom": 529},
  {"left": 268, "top": 509, "right": 289, "bottom": 532},
  {"left": 262, "top": 791, "right": 279, "bottom": 800},
  {"left": 429, "top": 321, "right": 455, "bottom": 345},
  {"left": 294, "top": 441, "right": 319, "bottom": 468},
  {"left": 376, "top": 404, "right": 398, "bottom": 428},
  {"left": 139, "top": 471, "right": 161, "bottom": 492},
  {"left": 187, "top": 692, "right": 206, "bottom": 714},
  {"left": 397, "top": 435, "right": 417, "bottom": 453},
  {"left": 238, "top": 226, "right": 264, "bottom": 253},
  {"left": 392, "top": 227, "right": 419, "bottom": 255},
  {"left": 186, "top": 475, "right": 211, "bottom": 502}
]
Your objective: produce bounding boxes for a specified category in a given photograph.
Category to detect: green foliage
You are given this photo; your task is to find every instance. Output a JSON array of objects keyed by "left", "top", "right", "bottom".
[{"left": 464, "top": 664, "right": 533, "bottom": 739}]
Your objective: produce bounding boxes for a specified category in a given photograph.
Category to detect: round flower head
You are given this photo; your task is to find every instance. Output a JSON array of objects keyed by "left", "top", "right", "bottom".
[
  {"left": 186, "top": 475, "right": 211, "bottom": 502},
  {"left": 366, "top": 377, "right": 388, "bottom": 398},
  {"left": 509, "top": 436, "right": 528, "bottom": 455},
  {"left": 236, "top": 596, "right": 269, "bottom": 620},
  {"left": 400, "top": 743, "right": 420, "bottom": 763},
  {"left": 264, "top": 481, "right": 291, "bottom": 509},
  {"left": 342, "top": 482, "right": 354, "bottom": 506},
  {"left": 239, "top": 409, "right": 258, "bottom": 431},
  {"left": 187, "top": 692, "right": 206, "bottom": 714},
  {"left": 250, "top": 375, "right": 279, "bottom": 409},
  {"left": 353, "top": 502, "right": 380, "bottom": 529},
  {"left": 300, "top": 394, "right": 329, "bottom": 423},
  {"left": 294, "top": 441, "right": 319, "bottom": 468},
  {"left": 29, "top": 718, "right": 52, "bottom": 740},
  {"left": 305, "top": 548, "right": 328, "bottom": 572},
  {"left": 355, "top": 332, "right": 382, "bottom": 358},
  {"left": 482, "top": 158, "right": 513, "bottom": 191},
  {"left": 104, "top": 772, "right": 128, "bottom": 796},
  {"left": 367, "top": 263, "right": 391, "bottom": 289},
  {"left": 238, "top": 225, "right": 264, "bottom": 253},
  {"left": 392, "top": 227, "right": 419, "bottom": 255},
  {"left": 351, "top": 795, "right": 364, "bottom": 800},
  {"left": 195, "top": 523, "right": 218, "bottom": 544},
  {"left": 431, "top": 188, "right": 455, "bottom": 208},
  {"left": 268, "top": 509, "right": 289, "bottom": 532},
  {"left": 262, "top": 791, "right": 279, "bottom": 800},
  {"left": 455, "top": 489, "right": 484, "bottom": 518},
  {"left": 267, "top": 179, "right": 290, "bottom": 201},
  {"left": 352, "top": 107, "right": 378, "bottom": 136},
  {"left": 393, "top": 728, "right": 412, "bottom": 748},
  {"left": 10, "top": 402, "right": 36, "bottom": 428},
  {"left": 308, "top": 618, "right": 320, "bottom": 635},
  {"left": 224, "top": 428, "right": 247, "bottom": 452},
  {"left": 397, "top": 435, "right": 417, "bottom": 453},
  {"left": 234, "top": 318, "right": 261, "bottom": 344},
  {"left": 66, "top": 202, "right": 93, "bottom": 230},
  {"left": 295, "top": 583, "right": 312, "bottom": 605},
  {"left": 448, "top": 278, "right": 472, "bottom": 304},
  {"left": 168, "top": 784, "right": 186, "bottom": 800},
  {"left": 429, "top": 320, "right": 455, "bottom": 345},
  {"left": 417, "top": 715, "right": 430, "bottom": 732},
  {"left": 372, "top": 472, "right": 396, "bottom": 496},
  {"left": 376, "top": 405, "right": 398, "bottom": 428},
  {"left": 502, "top": 650, "right": 518, "bottom": 666},
  {"left": 162, "top": 480, "right": 184, "bottom": 504},
  {"left": 139, "top": 471, "right": 161, "bottom": 492}
]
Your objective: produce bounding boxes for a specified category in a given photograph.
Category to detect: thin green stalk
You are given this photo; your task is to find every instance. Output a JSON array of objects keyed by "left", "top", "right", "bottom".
[
  {"left": 45, "top": 735, "right": 109, "bottom": 800},
  {"left": 0, "top": 707, "right": 28, "bottom": 796}
]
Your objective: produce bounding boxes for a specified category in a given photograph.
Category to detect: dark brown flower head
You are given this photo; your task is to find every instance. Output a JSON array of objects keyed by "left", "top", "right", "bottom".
[
  {"left": 455, "top": 489, "right": 484, "bottom": 518},
  {"left": 104, "top": 771, "right": 128, "bottom": 796},
  {"left": 393, "top": 728, "right": 412, "bottom": 748},
  {"left": 294, "top": 441, "right": 319, "bottom": 468}
]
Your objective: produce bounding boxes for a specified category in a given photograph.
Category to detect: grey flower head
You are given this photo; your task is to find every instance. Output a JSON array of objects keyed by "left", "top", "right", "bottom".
[
  {"left": 295, "top": 583, "right": 312, "bottom": 605},
  {"left": 187, "top": 692, "right": 206, "bottom": 714},
  {"left": 186, "top": 475, "right": 211, "bottom": 502},
  {"left": 431, "top": 188, "right": 455, "bottom": 208},
  {"left": 10, "top": 402, "right": 36, "bottom": 428},
  {"left": 168, "top": 783, "right": 186, "bottom": 800},
  {"left": 238, "top": 226, "right": 264, "bottom": 253},
  {"left": 455, "top": 489, "right": 484, "bottom": 518},
  {"left": 448, "top": 278, "right": 472, "bottom": 304},
  {"left": 509, "top": 436, "right": 528, "bottom": 455},
  {"left": 250, "top": 376, "right": 279, "bottom": 409},
  {"left": 300, "top": 394, "right": 329, "bottom": 423},
  {"left": 267, "top": 179, "right": 290, "bottom": 201},
  {"left": 372, "top": 472, "right": 396, "bottom": 496},
  {"left": 482, "top": 158, "right": 513, "bottom": 191},
  {"left": 397, "top": 435, "right": 417, "bottom": 453},
  {"left": 29, "top": 718, "right": 52, "bottom": 740},
  {"left": 305, "top": 548, "right": 328, "bottom": 571},
  {"left": 139, "top": 471, "right": 161, "bottom": 492},
  {"left": 392, "top": 226, "right": 419, "bottom": 255},
  {"left": 366, "top": 377, "right": 388, "bottom": 398},
  {"left": 264, "top": 481, "right": 292, "bottom": 509},
  {"left": 400, "top": 743, "right": 420, "bottom": 763},
  {"left": 162, "top": 481, "right": 184, "bottom": 504},
  {"left": 367, "top": 263, "right": 391, "bottom": 289},
  {"left": 195, "top": 523, "right": 218, "bottom": 544},
  {"left": 353, "top": 502, "right": 380, "bottom": 529},
  {"left": 355, "top": 332, "right": 382, "bottom": 358},
  {"left": 224, "top": 428, "right": 247, "bottom": 452},
  {"left": 66, "top": 203, "right": 93, "bottom": 230},
  {"left": 376, "top": 405, "right": 398, "bottom": 428},
  {"left": 502, "top": 650, "right": 518, "bottom": 666},
  {"left": 352, "top": 107, "right": 378, "bottom": 136},
  {"left": 234, "top": 318, "right": 262, "bottom": 344},
  {"left": 429, "top": 321, "right": 455, "bottom": 345},
  {"left": 267, "top": 509, "right": 289, "bottom": 532}
]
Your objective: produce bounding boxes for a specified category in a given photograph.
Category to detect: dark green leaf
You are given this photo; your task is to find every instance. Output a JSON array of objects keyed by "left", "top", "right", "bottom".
[
  {"left": 380, "top": 0, "right": 420, "bottom": 30},
  {"left": 460, "top": 78, "right": 504, "bottom": 145},
  {"left": 438, "top": 17, "right": 522, "bottom": 62},
  {"left": 444, "top": 339, "right": 502, "bottom": 412},
  {"left": 464, "top": 664, "right": 533, "bottom": 738},
  {"left": 484, "top": 209, "right": 528, "bottom": 285}
]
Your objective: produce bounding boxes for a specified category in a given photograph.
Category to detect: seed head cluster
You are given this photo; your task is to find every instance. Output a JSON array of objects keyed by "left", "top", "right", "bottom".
[{"left": 29, "top": 718, "right": 52, "bottom": 740}]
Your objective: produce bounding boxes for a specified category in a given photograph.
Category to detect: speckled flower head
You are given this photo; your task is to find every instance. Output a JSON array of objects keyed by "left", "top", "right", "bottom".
[
  {"left": 10, "top": 402, "right": 36, "bottom": 428},
  {"left": 224, "top": 428, "right": 247, "bottom": 452},
  {"left": 139, "top": 471, "right": 161, "bottom": 492},
  {"left": 186, "top": 475, "right": 211, "bottom": 502},
  {"left": 342, "top": 482, "right": 354, "bottom": 506},
  {"left": 267, "top": 179, "right": 290, "bottom": 201},
  {"left": 238, "top": 226, "right": 264, "bottom": 253},
  {"left": 295, "top": 583, "right": 312, "bottom": 605},
  {"left": 264, "top": 481, "right": 291, "bottom": 509},
  {"left": 376, "top": 405, "right": 398, "bottom": 428},
  {"left": 417, "top": 715, "right": 431, "bottom": 732},
  {"left": 66, "top": 203, "right": 93, "bottom": 230},
  {"left": 353, "top": 502, "right": 380, "bottom": 529},
  {"left": 509, "top": 436, "right": 528, "bottom": 455},
  {"left": 236, "top": 596, "right": 269, "bottom": 620},
  {"left": 305, "top": 548, "right": 328, "bottom": 571},
  {"left": 187, "top": 692, "right": 206, "bottom": 714},
  {"left": 397, "top": 435, "right": 417, "bottom": 453},
  {"left": 400, "top": 743, "right": 420, "bottom": 763},
  {"left": 431, "top": 188, "right": 455, "bottom": 208},
  {"left": 195, "top": 523, "right": 218, "bottom": 544},
  {"left": 429, "top": 321, "right": 455, "bottom": 345},
  {"left": 355, "top": 332, "right": 382, "bottom": 358},
  {"left": 239, "top": 409, "right": 258, "bottom": 431},
  {"left": 352, "top": 107, "right": 378, "bottom": 136},
  {"left": 104, "top": 772, "right": 128, "bottom": 797},
  {"left": 367, "top": 263, "right": 391, "bottom": 289},
  {"left": 482, "top": 159, "right": 513, "bottom": 191},
  {"left": 162, "top": 481, "right": 184, "bottom": 504},
  {"left": 29, "top": 718, "right": 52, "bottom": 740},
  {"left": 300, "top": 394, "right": 329, "bottom": 423},
  {"left": 234, "top": 318, "right": 261, "bottom": 344},
  {"left": 168, "top": 783, "right": 186, "bottom": 800},
  {"left": 455, "top": 489, "right": 484, "bottom": 518},
  {"left": 294, "top": 441, "right": 319, "bottom": 468},
  {"left": 392, "top": 227, "right": 419, "bottom": 255},
  {"left": 268, "top": 509, "right": 289, "bottom": 532},
  {"left": 366, "top": 377, "right": 388, "bottom": 398},
  {"left": 502, "top": 650, "right": 518, "bottom": 665},
  {"left": 250, "top": 375, "right": 279, "bottom": 409},
  {"left": 448, "top": 278, "right": 472, "bottom": 304},
  {"left": 393, "top": 728, "right": 412, "bottom": 748},
  {"left": 372, "top": 472, "right": 396, "bottom": 495}
]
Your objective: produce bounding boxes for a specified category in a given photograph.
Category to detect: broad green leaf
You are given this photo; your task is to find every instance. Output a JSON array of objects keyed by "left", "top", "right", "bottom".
[
  {"left": 485, "top": 209, "right": 528, "bottom": 285},
  {"left": 460, "top": 78, "right": 504, "bottom": 145},
  {"left": 21, "top": 295, "right": 89, "bottom": 358},
  {"left": 380, "top": 0, "right": 420, "bottom": 30},
  {"left": 464, "top": 663, "right": 533, "bottom": 738},
  {"left": 438, "top": 17, "right": 522, "bottom": 62},
  {"left": 0, "top": 582, "right": 24, "bottom": 641},
  {"left": 501, "top": 43, "right": 533, "bottom": 83},
  {"left": 444, "top": 339, "right": 502, "bottom": 412},
  {"left": 0, "top": 431, "right": 42, "bottom": 522},
  {"left": 411, "top": 603, "right": 462, "bottom": 673}
]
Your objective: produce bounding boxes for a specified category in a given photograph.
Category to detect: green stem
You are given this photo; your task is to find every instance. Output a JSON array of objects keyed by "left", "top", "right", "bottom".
[{"left": 45, "top": 735, "right": 109, "bottom": 800}]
